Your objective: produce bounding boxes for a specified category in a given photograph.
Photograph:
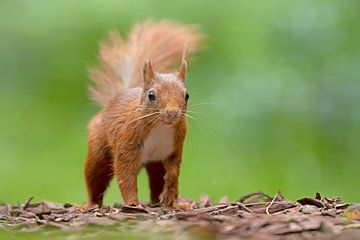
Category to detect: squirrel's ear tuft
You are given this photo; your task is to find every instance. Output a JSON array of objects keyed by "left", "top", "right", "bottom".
[
  {"left": 177, "top": 60, "right": 187, "bottom": 82},
  {"left": 143, "top": 60, "right": 155, "bottom": 86}
]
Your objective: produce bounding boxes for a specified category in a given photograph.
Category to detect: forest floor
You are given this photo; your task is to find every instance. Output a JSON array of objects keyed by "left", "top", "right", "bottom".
[{"left": 1, "top": 192, "right": 359, "bottom": 240}]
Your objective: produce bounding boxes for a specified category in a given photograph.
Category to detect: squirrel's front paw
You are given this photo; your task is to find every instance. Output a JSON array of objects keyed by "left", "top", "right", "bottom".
[
  {"left": 160, "top": 187, "right": 178, "bottom": 208},
  {"left": 75, "top": 202, "right": 99, "bottom": 211}
]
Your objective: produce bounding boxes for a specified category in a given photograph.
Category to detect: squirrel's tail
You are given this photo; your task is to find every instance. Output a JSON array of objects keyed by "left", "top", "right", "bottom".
[{"left": 89, "top": 20, "right": 204, "bottom": 105}]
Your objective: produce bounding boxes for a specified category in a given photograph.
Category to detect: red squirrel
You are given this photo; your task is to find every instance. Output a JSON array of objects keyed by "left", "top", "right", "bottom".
[{"left": 83, "top": 21, "right": 203, "bottom": 208}]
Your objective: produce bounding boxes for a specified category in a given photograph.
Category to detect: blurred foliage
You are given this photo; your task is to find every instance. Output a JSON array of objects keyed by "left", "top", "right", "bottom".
[{"left": 0, "top": 0, "right": 359, "bottom": 205}]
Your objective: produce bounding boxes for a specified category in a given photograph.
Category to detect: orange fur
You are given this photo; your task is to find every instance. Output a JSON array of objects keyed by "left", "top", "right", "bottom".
[
  {"left": 89, "top": 20, "right": 203, "bottom": 106},
  {"left": 83, "top": 20, "right": 203, "bottom": 207}
]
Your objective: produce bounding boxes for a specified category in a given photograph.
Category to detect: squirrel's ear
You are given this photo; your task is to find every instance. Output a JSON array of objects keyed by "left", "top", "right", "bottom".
[
  {"left": 143, "top": 60, "right": 155, "bottom": 86},
  {"left": 177, "top": 60, "right": 187, "bottom": 82}
]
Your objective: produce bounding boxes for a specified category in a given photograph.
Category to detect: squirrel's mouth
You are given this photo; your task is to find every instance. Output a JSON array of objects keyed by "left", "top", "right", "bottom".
[
  {"left": 161, "top": 118, "right": 177, "bottom": 125},
  {"left": 161, "top": 116, "right": 181, "bottom": 125}
]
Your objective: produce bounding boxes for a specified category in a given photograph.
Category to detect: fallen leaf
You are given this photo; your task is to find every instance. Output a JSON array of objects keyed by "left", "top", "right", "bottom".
[{"left": 344, "top": 204, "right": 360, "bottom": 221}]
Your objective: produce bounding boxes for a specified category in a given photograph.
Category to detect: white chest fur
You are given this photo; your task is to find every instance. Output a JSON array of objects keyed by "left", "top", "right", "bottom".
[{"left": 140, "top": 123, "right": 174, "bottom": 163}]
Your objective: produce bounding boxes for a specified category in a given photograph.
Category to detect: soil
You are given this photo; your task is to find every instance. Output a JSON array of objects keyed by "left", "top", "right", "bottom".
[{"left": 1, "top": 192, "right": 359, "bottom": 239}]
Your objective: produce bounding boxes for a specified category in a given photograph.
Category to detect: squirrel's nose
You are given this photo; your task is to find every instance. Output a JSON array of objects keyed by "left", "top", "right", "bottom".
[{"left": 166, "top": 109, "right": 180, "bottom": 121}]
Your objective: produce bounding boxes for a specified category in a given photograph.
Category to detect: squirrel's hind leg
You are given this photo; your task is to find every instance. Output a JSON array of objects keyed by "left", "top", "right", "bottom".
[
  {"left": 145, "top": 162, "right": 166, "bottom": 204},
  {"left": 84, "top": 145, "right": 113, "bottom": 208}
]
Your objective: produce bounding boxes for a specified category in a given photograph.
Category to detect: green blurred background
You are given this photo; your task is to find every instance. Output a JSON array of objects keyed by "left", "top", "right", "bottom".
[{"left": 1, "top": 0, "right": 359, "bottom": 205}]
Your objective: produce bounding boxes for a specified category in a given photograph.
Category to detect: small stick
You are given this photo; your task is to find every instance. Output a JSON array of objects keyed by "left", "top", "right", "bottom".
[
  {"left": 23, "top": 196, "right": 34, "bottom": 210},
  {"left": 238, "top": 192, "right": 272, "bottom": 203},
  {"left": 236, "top": 201, "right": 253, "bottom": 213},
  {"left": 266, "top": 192, "right": 279, "bottom": 215}
]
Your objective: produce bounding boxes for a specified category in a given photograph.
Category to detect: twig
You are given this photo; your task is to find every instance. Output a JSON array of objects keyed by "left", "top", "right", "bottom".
[
  {"left": 23, "top": 197, "right": 33, "bottom": 210},
  {"left": 236, "top": 202, "right": 253, "bottom": 213},
  {"left": 266, "top": 192, "right": 279, "bottom": 215},
  {"left": 238, "top": 192, "right": 272, "bottom": 203}
]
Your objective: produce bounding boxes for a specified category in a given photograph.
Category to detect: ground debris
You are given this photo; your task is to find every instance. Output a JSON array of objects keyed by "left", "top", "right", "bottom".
[{"left": 0, "top": 193, "right": 359, "bottom": 239}]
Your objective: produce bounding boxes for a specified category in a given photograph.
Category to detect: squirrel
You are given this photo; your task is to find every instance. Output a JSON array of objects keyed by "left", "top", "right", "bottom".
[{"left": 83, "top": 20, "right": 203, "bottom": 208}]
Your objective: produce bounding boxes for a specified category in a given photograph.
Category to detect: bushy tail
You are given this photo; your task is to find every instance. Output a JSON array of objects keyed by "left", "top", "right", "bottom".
[{"left": 89, "top": 20, "right": 204, "bottom": 105}]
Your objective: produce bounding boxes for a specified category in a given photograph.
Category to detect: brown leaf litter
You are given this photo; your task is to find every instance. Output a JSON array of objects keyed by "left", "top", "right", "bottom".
[{"left": 0, "top": 192, "right": 359, "bottom": 239}]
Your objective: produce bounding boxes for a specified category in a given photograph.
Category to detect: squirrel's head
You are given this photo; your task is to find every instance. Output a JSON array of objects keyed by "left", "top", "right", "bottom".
[{"left": 141, "top": 60, "right": 189, "bottom": 125}]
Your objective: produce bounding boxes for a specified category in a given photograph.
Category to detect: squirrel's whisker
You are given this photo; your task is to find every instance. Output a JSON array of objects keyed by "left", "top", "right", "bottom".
[
  {"left": 144, "top": 115, "right": 160, "bottom": 128},
  {"left": 122, "top": 107, "right": 158, "bottom": 115},
  {"left": 186, "top": 110, "right": 210, "bottom": 117},
  {"left": 182, "top": 113, "right": 198, "bottom": 121},
  {"left": 186, "top": 117, "right": 204, "bottom": 141},
  {"left": 189, "top": 102, "right": 215, "bottom": 107},
  {"left": 130, "top": 112, "right": 160, "bottom": 123}
]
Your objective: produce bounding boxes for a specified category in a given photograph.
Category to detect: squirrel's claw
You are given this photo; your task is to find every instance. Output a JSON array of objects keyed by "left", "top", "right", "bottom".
[{"left": 160, "top": 187, "right": 178, "bottom": 208}]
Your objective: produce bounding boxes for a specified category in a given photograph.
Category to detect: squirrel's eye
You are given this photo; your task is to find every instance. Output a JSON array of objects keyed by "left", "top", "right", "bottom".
[
  {"left": 185, "top": 92, "right": 190, "bottom": 102},
  {"left": 148, "top": 91, "right": 156, "bottom": 101}
]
